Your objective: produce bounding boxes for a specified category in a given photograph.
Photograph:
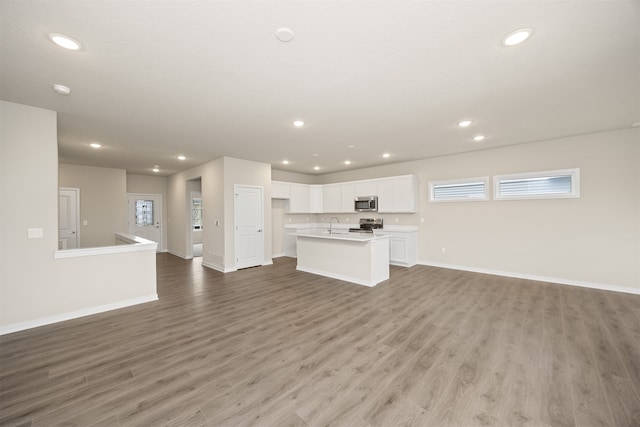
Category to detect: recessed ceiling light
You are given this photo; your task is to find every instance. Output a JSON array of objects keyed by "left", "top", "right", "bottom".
[
  {"left": 348, "top": 145, "right": 356, "bottom": 149},
  {"left": 457, "top": 120, "right": 472, "bottom": 127},
  {"left": 177, "top": 155, "right": 186, "bottom": 161},
  {"left": 382, "top": 153, "right": 390, "bottom": 158},
  {"left": 53, "top": 84, "right": 71, "bottom": 95},
  {"left": 89, "top": 143, "right": 102, "bottom": 148},
  {"left": 502, "top": 28, "right": 533, "bottom": 46},
  {"left": 282, "top": 160, "right": 290, "bottom": 165},
  {"left": 275, "top": 28, "right": 294, "bottom": 42},
  {"left": 473, "top": 135, "right": 486, "bottom": 142},
  {"left": 48, "top": 33, "right": 82, "bottom": 50},
  {"left": 344, "top": 160, "right": 351, "bottom": 165},
  {"left": 293, "top": 120, "right": 305, "bottom": 127},
  {"left": 314, "top": 166, "right": 320, "bottom": 171},
  {"left": 312, "top": 153, "right": 319, "bottom": 157},
  {"left": 152, "top": 165, "right": 160, "bottom": 173}
]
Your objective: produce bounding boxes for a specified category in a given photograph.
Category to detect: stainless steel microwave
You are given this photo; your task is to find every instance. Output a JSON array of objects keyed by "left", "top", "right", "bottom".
[{"left": 354, "top": 196, "right": 378, "bottom": 212}]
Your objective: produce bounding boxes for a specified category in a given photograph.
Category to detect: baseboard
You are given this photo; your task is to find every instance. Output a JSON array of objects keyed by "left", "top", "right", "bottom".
[
  {"left": 418, "top": 260, "right": 640, "bottom": 295},
  {"left": 202, "top": 260, "right": 236, "bottom": 273},
  {"left": 296, "top": 266, "right": 378, "bottom": 287},
  {"left": 262, "top": 260, "right": 274, "bottom": 266},
  {"left": 0, "top": 294, "right": 159, "bottom": 336},
  {"left": 272, "top": 253, "right": 286, "bottom": 258},
  {"left": 168, "top": 250, "right": 187, "bottom": 259}
]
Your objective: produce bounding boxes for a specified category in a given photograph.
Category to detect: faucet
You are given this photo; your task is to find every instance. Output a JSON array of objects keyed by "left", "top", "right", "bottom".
[{"left": 329, "top": 217, "right": 339, "bottom": 235}]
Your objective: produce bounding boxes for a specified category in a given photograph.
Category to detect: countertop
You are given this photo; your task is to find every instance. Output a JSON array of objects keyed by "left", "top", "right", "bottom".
[
  {"left": 296, "top": 229, "right": 391, "bottom": 242},
  {"left": 285, "top": 222, "right": 419, "bottom": 232}
]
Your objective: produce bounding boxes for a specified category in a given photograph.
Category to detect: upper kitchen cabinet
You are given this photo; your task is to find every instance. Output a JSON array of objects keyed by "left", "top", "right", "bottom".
[
  {"left": 271, "top": 181, "right": 291, "bottom": 199},
  {"left": 310, "top": 185, "right": 323, "bottom": 213},
  {"left": 377, "top": 175, "right": 417, "bottom": 213},
  {"left": 355, "top": 180, "right": 377, "bottom": 197},
  {"left": 341, "top": 184, "right": 356, "bottom": 213},
  {"left": 322, "top": 184, "right": 342, "bottom": 213},
  {"left": 289, "top": 183, "right": 311, "bottom": 213}
]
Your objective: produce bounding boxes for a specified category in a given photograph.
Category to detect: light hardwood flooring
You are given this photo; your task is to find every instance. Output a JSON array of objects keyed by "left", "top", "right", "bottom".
[{"left": 1, "top": 254, "right": 639, "bottom": 426}]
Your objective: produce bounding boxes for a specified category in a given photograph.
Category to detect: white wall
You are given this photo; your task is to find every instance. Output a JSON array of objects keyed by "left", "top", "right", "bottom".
[
  {"left": 167, "top": 156, "right": 272, "bottom": 271},
  {"left": 59, "top": 164, "right": 128, "bottom": 248},
  {"left": 271, "top": 129, "right": 639, "bottom": 291},
  {"left": 308, "top": 128, "right": 639, "bottom": 291},
  {"left": 127, "top": 173, "right": 169, "bottom": 251},
  {"left": 0, "top": 101, "right": 157, "bottom": 333}
]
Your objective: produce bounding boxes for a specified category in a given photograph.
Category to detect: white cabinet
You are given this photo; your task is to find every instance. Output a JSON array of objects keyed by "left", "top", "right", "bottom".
[
  {"left": 376, "top": 176, "right": 417, "bottom": 213},
  {"left": 376, "top": 229, "right": 417, "bottom": 267},
  {"left": 376, "top": 179, "right": 394, "bottom": 213},
  {"left": 289, "top": 184, "right": 311, "bottom": 213},
  {"left": 272, "top": 181, "right": 291, "bottom": 199},
  {"left": 310, "top": 185, "right": 323, "bottom": 213},
  {"left": 355, "top": 180, "right": 377, "bottom": 197},
  {"left": 341, "top": 183, "right": 355, "bottom": 213},
  {"left": 393, "top": 176, "right": 417, "bottom": 212},
  {"left": 322, "top": 184, "right": 342, "bottom": 213},
  {"left": 272, "top": 174, "right": 416, "bottom": 214}
]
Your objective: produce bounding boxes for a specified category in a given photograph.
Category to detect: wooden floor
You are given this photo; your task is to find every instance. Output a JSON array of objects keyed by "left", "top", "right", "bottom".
[{"left": 1, "top": 254, "right": 639, "bottom": 427}]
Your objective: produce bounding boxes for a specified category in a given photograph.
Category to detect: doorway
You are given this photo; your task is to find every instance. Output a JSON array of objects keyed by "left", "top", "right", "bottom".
[
  {"left": 186, "top": 178, "right": 202, "bottom": 260},
  {"left": 127, "top": 193, "right": 162, "bottom": 251},
  {"left": 59, "top": 187, "right": 80, "bottom": 249},
  {"left": 235, "top": 185, "right": 264, "bottom": 269}
]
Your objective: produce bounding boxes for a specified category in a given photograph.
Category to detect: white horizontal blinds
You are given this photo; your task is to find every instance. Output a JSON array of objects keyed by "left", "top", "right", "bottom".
[
  {"left": 498, "top": 175, "right": 573, "bottom": 196},
  {"left": 433, "top": 181, "right": 486, "bottom": 200}
]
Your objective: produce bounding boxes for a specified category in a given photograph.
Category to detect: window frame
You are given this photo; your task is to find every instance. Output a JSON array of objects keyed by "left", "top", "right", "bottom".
[
  {"left": 428, "top": 176, "right": 489, "bottom": 202},
  {"left": 493, "top": 168, "right": 580, "bottom": 200}
]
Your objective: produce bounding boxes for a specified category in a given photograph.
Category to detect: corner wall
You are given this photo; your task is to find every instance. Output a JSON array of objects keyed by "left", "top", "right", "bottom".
[{"left": 0, "top": 101, "right": 157, "bottom": 332}]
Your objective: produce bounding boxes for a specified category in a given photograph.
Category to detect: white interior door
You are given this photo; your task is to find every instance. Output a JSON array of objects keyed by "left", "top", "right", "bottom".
[
  {"left": 128, "top": 194, "right": 162, "bottom": 251},
  {"left": 59, "top": 188, "right": 79, "bottom": 249},
  {"left": 235, "top": 185, "right": 264, "bottom": 269}
]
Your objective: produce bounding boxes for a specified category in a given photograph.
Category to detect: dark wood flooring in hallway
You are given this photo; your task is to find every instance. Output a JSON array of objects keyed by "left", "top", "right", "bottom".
[{"left": 1, "top": 254, "right": 639, "bottom": 426}]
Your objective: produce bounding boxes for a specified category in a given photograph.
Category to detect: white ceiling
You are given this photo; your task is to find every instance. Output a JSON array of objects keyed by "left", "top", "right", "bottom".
[{"left": 1, "top": 1, "right": 638, "bottom": 176}]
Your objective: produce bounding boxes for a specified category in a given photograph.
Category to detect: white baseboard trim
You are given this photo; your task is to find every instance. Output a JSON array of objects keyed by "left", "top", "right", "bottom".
[
  {"left": 202, "top": 260, "right": 236, "bottom": 273},
  {"left": 272, "top": 253, "right": 286, "bottom": 258},
  {"left": 262, "top": 260, "right": 274, "bottom": 266},
  {"left": 0, "top": 294, "right": 159, "bottom": 336},
  {"left": 296, "top": 266, "right": 378, "bottom": 287},
  {"left": 168, "top": 250, "right": 188, "bottom": 259},
  {"left": 417, "top": 261, "right": 640, "bottom": 295}
]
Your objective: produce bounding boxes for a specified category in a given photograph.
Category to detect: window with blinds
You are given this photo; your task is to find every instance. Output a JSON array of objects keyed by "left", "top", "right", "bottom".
[
  {"left": 494, "top": 168, "right": 580, "bottom": 200},
  {"left": 429, "top": 177, "right": 489, "bottom": 202}
]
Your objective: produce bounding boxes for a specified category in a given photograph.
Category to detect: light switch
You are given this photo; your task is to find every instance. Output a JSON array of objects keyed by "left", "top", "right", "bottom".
[
  {"left": 27, "top": 228, "right": 43, "bottom": 239},
  {"left": 83, "top": 220, "right": 88, "bottom": 226}
]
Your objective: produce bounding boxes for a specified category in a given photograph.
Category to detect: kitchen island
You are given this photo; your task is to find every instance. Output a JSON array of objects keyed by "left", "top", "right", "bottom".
[{"left": 296, "top": 230, "right": 390, "bottom": 287}]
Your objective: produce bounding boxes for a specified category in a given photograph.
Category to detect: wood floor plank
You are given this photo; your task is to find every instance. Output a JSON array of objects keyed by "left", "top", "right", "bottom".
[{"left": 1, "top": 254, "right": 639, "bottom": 427}]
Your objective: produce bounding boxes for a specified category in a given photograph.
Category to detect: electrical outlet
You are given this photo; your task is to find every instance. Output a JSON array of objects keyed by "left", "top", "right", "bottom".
[
  {"left": 395, "top": 217, "right": 399, "bottom": 223},
  {"left": 441, "top": 247, "right": 446, "bottom": 254},
  {"left": 420, "top": 217, "right": 425, "bottom": 223}
]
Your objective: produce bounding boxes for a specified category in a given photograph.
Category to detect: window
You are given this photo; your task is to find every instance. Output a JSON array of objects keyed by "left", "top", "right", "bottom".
[
  {"left": 494, "top": 168, "right": 580, "bottom": 200},
  {"left": 192, "top": 197, "right": 203, "bottom": 230},
  {"left": 134, "top": 200, "right": 154, "bottom": 226},
  {"left": 429, "top": 177, "right": 489, "bottom": 202}
]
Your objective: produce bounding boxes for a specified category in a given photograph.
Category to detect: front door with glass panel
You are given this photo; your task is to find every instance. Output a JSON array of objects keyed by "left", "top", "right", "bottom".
[{"left": 127, "top": 194, "right": 162, "bottom": 251}]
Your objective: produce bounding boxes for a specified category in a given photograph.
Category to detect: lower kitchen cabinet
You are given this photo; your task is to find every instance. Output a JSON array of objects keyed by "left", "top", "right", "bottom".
[{"left": 377, "top": 229, "right": 417, "bottom": 267}]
